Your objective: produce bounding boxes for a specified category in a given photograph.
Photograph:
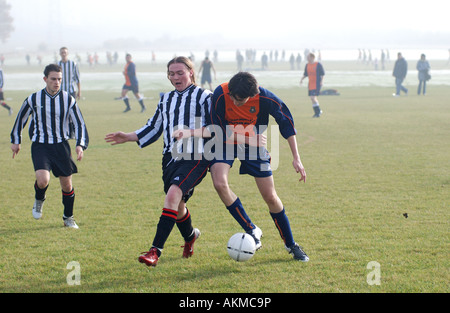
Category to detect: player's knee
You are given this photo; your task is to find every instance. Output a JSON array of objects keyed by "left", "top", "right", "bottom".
[
  {"left": 213, "top": 178, "right": 229, "bottom": 194},
  {"left": 36, "top": 178, "right": 49, "bottom": 189},
  {"left": 262, "top": 192, "right": 279, "bottom": 207},
  {"left": 165, "top": 186, "right": 183, "bottom": 210}
]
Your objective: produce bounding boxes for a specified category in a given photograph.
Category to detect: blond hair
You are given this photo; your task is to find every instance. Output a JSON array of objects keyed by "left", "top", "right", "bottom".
[{"left": 167, "top": 56, "right": 196, "bottom": 85}]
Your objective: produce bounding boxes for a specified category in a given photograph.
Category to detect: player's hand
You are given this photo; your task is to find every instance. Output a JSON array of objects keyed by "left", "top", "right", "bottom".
[
  {"left": 105, "top": 132, "right": 133, "bottom": 145},
  {"left": 76, "top": 146, "right": 84, "bottom": 161},
  {"left": 11, "top": 144, "right": 21, "bottom": 159},
  {"left": 172, "top": 129, "right": 192, "bottom": 141},
  {"left": 293, "top": 158, "right": 307, "bottom": 183}
]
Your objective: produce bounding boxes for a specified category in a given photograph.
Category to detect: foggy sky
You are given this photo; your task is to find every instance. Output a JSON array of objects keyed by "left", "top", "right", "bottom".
[{"left": 4, "top": 0, "right": 450, "bottom": 51}]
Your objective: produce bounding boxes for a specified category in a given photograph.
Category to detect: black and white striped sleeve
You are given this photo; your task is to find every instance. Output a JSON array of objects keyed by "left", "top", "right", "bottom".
[
  {"left": 10, "top": 97, "right": 33, "bottom": 145},
  {"left": 135, "top": 102, "right": 164, "bottom": 149},
  {"left": 69, "top": 97, "right": 89, "bottom": 149}
]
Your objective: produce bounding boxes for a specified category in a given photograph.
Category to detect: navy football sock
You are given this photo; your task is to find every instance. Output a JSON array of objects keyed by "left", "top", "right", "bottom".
[
  {"left": 270, "top": 208, "right": 295, "bottom": 247},
  {"left": 226, "top": 198, "right": 255, "bottom": 232}
]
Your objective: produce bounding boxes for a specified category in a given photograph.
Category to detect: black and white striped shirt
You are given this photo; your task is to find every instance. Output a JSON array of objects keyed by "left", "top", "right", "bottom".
[
  {"left": 135, "top": 85, "right": 211, "bottom": 156},
  {"left": 58, "top": 60, "right": 80, "bottom": 95},
  {"left": 10, "top": 88, "right": 89, "bottom": 149}
]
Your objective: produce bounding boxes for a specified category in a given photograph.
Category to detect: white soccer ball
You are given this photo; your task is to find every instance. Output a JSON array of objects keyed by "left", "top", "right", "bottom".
[{"left": 227, "top": 233, "right": 256, "bottom": 262}]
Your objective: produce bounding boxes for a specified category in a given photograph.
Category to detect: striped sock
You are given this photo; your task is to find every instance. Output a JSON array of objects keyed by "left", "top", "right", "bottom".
[
  {"left": 226, "top": 198, "right": 255, "bottom": 232},
  {"left": 152, "top": 208, "right": 178, "bottom": 252},
  {"left": 62, "top": 189, "right": 75, "bottom": 218},
  {"left": 270, "top": 208, "right": 295, "bottom": 247},
  {"left": 176, "top": 208, "right": 195, "bottom": 242}
]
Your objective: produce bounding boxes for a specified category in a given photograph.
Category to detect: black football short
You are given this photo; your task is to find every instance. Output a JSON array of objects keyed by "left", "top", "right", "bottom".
[
  {"left": 31, "top": 141, "right": 78, "bottom": 177},
  {"left": 162, "top": 153, "right": 209, "bottom": 203}
]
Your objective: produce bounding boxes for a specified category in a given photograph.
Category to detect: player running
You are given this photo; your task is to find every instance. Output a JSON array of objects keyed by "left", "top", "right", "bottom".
[
  {"left": 300, "top": 53, "right": 325, "bottom": 118},
  {"left": 119, "top": 54, "right": 146, "bottom": 113},
  {"left": 105, "top": 57, "right": 211, "bottom": 267},
  {"left": 10, "top": 64, "right": 89, "bottom": 229},
  {"left": 174, "top": 72, "right": 309, "bottom": 262}
]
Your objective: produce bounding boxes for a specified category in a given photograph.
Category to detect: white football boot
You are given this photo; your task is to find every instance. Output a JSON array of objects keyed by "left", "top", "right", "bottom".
[
  {"left": 64, "top": 216, "right": 79, "bottom": 229},
  {"left": 32, "top": 198, "right": 45, "bottom": 220},
  {"left": 247, "top": 225, "right": 263, "bottom": 251}
]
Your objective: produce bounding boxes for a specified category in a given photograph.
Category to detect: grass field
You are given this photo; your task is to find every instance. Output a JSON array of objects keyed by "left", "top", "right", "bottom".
[{"left": 0, "top": 62, "right": 448, "bottom": 293}]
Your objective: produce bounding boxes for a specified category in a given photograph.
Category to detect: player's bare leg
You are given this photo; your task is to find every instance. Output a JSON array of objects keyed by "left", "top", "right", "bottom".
[
  {"left": 210, "top": 163, "right": 237, "bottom": 206},
  {"left": 255, "top": 176, "right": 309, "bottom": 261}
]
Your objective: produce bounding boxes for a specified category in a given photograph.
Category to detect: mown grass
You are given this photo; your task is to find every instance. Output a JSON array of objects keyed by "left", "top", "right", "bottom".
[{"left": 0, "top": 66, "right": 448, "bottom": 293}]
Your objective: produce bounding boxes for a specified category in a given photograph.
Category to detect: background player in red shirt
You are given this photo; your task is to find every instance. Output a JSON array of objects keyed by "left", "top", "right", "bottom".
[{"left": 300, "top": 53, "right": 325, "bottom": 118}]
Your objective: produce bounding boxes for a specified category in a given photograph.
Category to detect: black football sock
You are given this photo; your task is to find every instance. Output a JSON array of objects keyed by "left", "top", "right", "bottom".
[
  {"left": 62, "top": 189, "right": 75, "bottom": 218},
  {"left": 176, "top": 208, "right": 195, "bottom": 242},
  {"left": 152, "top": 208, "right": 178, "bottom": 255},
  {"left": 123, "top": 97, "right": 130, "bottom": 109},
  {"left": 138, "top": 99, "right": 145, "bottom": 108},
  {"left": 34, "top": 181, "right": 48, "bottom": 201}
]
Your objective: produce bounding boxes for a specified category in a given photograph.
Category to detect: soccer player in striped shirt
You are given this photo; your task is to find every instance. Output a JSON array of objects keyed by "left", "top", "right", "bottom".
[
  {"left": 105, "top": 57, "right": 211, "bottom": 267},
  {"left": 300, "top": 53, "right": 325, "bottom": 118},
  {"left": 10, "top": 64, "right": 89, "bottom": 229},
  {"left": 58, "top": 47, "right": 81, "bottom": 100},
  {"left": 0, "top": 68, "right": 13, "bottom": 116}
]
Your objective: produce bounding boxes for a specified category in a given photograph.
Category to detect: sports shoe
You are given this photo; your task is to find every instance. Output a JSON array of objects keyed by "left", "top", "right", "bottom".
[
  {"left": 286, "top": 243, "right": 309, "bottom": 262},
  {"left": 32, "top": 198, "right": 45, "bottom": 220},
  {"left": 9, "top": 108, "right": 13, "bottom": 116},
  {"left": 247, "top": 225, "right": 263, "bottom": 251},
  {"left": 181, "top": 228, "right": 201, "bottom": 258},
  {"left": 63, "top": 216, "right": 79, "bottom": 229},
  {"left": 123, "top": 107, "right": 131, "bottom": 113},
  {"left": 139, "top": 248, "right": 160, "bottom": 267}
]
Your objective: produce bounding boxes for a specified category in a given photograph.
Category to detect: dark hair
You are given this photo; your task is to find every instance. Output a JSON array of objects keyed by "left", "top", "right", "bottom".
[
  {"left": 167, "top": 56, "right": 196, "bottom": 85},
  {"left": 44, "top": 64, "right": 62, "bottom": 77},
  {"left": 228, "top": 72, "right": 260, "bottom": 99}
]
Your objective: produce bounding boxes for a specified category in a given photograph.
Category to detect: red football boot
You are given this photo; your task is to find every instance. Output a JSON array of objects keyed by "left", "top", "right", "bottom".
[
  {"left": 138, "top": 248, "right": 159, "bottom": 267},
  {"left": 181, "top": 228, "right": 201, "bottom": 258}
]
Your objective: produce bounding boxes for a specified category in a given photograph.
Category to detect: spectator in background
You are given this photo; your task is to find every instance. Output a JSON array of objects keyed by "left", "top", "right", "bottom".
[
  {"left": 416, "top": 54, "right": 431, "bottom": 96},
  {"left": 392, "top": 52, "right": 408, "bottom": 97}
]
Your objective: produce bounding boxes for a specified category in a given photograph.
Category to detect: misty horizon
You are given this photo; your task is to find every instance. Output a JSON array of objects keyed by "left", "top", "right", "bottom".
[{"left": 2, "top": 0, "right": 450, "bottom": 53}]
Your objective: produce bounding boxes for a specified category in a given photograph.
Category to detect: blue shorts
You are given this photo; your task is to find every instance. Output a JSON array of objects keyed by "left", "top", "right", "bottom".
[
  {"left": 123, "top": 84, "right": 139, "bottom": 94},
  {"left": 308, "top": 89, "right": 321, "bottom": 97},
  {"left": 210, "top": 144, "right": 272, "bottom": 178}
]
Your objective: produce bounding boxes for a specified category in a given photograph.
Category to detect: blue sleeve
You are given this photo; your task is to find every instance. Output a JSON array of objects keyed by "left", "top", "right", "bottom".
[
  {"left": 261, "top": 89, "right": 297, "bottom": 139},
  {"left": 209, "top": 86, "right": 232, "bottom": 142},
  {"left": 318, "top": 63, "right": 325, "bottom": 76}
]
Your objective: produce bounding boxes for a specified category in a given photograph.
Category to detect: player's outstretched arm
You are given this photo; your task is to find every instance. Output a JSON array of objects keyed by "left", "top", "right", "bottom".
[
  {"left": 287, "top": 135, "right": 306, "bottom": 183},
  {"left": 105, "top": 132, "right": 138, "bottom": 145}
]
